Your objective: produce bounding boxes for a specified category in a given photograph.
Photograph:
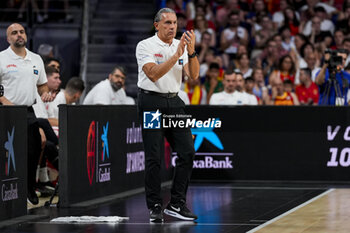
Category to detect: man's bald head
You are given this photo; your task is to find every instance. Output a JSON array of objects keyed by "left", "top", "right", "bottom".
[{"left": 6, "top": 23, "right": 27, "bottom": 48}]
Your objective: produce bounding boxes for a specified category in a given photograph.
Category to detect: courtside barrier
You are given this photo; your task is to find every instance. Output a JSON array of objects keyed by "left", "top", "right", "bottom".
[
  {"left": 0, "top": 106, "right": 27, "bottom": 221},
  {"left": 59, "top": 105, "right": 172, "bottom": 207}
]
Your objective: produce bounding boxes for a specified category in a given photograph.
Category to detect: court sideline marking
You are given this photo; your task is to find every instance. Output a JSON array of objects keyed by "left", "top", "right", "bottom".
[{"left": 246, "top": 188, "right": 334, "bottom": 233}]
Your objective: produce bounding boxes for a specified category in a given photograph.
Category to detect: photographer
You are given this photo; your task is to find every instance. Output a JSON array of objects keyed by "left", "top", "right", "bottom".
[{"left": 315, "top": 49, "right": 350, "bottom": 105}]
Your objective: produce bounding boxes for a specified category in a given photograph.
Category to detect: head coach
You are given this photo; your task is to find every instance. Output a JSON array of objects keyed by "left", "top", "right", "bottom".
[{"left": 135, "top": 8, "right": 199, "bottom": 222}]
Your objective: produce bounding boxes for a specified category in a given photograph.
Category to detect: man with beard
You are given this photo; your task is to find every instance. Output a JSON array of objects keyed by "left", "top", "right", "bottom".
[
  {"left": 0, "top": 23, "right": 54, "bottom": 205},
  {"left": 83, "top": 66, "right": 134, "bottom": 105},
  {"left": 233, "top": 72, "right": 258, "bottom": 105},
  {"left": 209, "top": 71, "right": 237, "bottom": 105}
]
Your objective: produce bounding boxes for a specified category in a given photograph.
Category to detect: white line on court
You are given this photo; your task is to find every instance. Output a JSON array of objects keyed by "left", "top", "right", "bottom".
[{"left": 246, "top": 188, "right": 335, "bottom": 233}]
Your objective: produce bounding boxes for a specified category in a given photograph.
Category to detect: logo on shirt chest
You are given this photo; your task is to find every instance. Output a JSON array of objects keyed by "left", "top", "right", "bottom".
[
  {"left": 6, "top": 64, "right": 17, "bottom": 68},
  {"left": 33, "top": 69, "right": 38, "bottom": 75}
]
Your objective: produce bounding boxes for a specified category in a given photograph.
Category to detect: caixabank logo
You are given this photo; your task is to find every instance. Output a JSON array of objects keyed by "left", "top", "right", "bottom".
[
  {"left": 2, "top": 126, "right": 19, "bottom": 202},
  {"left": 172, "top": 119, "right": 234, "bottom": 169},
  {"left": 87, "top": 121, "right": 111, "bottom": 186}
]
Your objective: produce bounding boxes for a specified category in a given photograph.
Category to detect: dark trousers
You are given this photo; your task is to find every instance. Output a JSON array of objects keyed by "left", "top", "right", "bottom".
[
  {"left": 137, "top": 92, "right": 195, "bottom": 209},
  {"left": 37, "top": 118, "right": 59, "bottom": 169},
  {"left": 27, "top": 107, "right": 41, "bottom": 190}
]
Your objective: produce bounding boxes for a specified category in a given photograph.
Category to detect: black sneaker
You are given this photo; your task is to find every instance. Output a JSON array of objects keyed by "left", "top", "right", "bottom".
[
  {"left": 164, "top": 202, "right": 197, "bottom": 221},
  {"left": 149, "top": 204, "right": 163, "bottom": 222},
  {"left": 27, "top": 188, "right": 39, "bottom": 205}
]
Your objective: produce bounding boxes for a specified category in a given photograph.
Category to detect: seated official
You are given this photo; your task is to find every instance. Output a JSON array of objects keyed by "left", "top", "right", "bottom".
[{"left": 83, "top": 66, "right": 135, "bottom": 105}]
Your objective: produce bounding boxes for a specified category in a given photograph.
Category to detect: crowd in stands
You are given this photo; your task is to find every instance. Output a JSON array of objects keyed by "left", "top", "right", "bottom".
[{"left": 161, "top": 0, "right": 350, "bottom": 106}]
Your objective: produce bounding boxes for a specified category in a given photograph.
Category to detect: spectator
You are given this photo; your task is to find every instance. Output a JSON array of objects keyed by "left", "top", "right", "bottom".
[
  {"left": 269, "top": 54, "right": 296, "bottom": 84},
  {"left": 197, "top": 31, "right": 215, "bottom": 64},
  {"left": 220, "top": 10, "right": 249, "bottom": 67},
  {"left": 270, "top": 78, "right": 299, "bottom": 105},
  {"left": 303, "top": 52, "right": 321, "bottom": 82},
  {"left": 233, "top": 72, "right": 258, "bottom": 105},
  {"left": 280, "top": 26, "right": 294, "bottom": 51},
  {"left": 282, "top": 6, "right": 300, "bottom": 35},
  {"left": 295, "top": 68, "right": 319, "bottom": 105},
  {"left": 234, "top": 53, "right": 253, "bottom": 78},
  {"left": 193, "top": 15, "right": 216, "bottom": 48},
  {"left": 83, "top": 66, "right": 134, "bottom": 105},
  {"left": 245, "top": 77, "right": 260, "bottom": 104},
  {"left": 199, "top": 48, "right": 215, "bottom": 79},
  {"left": 49, "top": 77, "right": 85, "bottom": 119},
  {"left": 333, "top": 29, "right": 345, "bottom": 50},
  {"left": 252, "top": 68, "right": 269, "bottom": 104},
  {"left": 215, "top": 0, "right": 240, "bottom": 28},
  {"left": 252, "top": 14, "right": 276, "bottom": 50},
  {"left": 183, "top": 76, "right": 207, "bottom": 105},
  {"left": 186, "top": 5, "right": 216, "bottom": 31},
  {"left": 258, "top": 39, "right": 280, "bottom": 79},
  {"left": 209, "top": 72, "right": 237, "bottom": 105},
  {"left": 272, "top": 34, "right": 289, "bottom": 58},
  {"left": 302, "top": 7, "right": 335, "bottom": 37},
  {"left": 204, "top": 62, "right": 224, "bottom": 103},
  {"left": 272, "top": 0, "right": 289, "bottom": 28}
]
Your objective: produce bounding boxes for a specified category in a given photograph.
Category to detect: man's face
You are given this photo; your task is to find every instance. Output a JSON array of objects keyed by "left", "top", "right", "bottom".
[
  {"left": 229, "top": 14, "right": 240, "bottom": 27},
  {"left": 201, "top": 33, "right": 211, "bottom": 45},
  {"left": 337, "top": 52, "right": 347, "bottom": 69},
  {"left": 47, "top": 72, "right": 61, "bottom": 91},
  {"left": 299, "top": 70, "right": 308, "bottom": 84},
  {"left": 311, "top": 17, "right": 321, "bottom": 32},
  {"left": 343, "top": 41, "right": 350, "bottom": 52},
  {"left": 7, "top": 23, "right": 27, "bottom": 48},
  {"left": 335, "top": 31, "right": 344, "bottom": 47},
  {"left": 109, "top": 69, "right": 126, "bottom": 92},
  {"left": 305, "top": 54, "right": 316, "bottom": 68},
  {"left": 154, "top": 13, "right": 177, "bottom": 42},
  {"left": 48, "top": 60, "right": 60, "bottom": 72},
  {"left": 223, "top": 73, "right": 236, "bottom": 93},
  {"left": 245, "top": 80, "right": 254, "bottom": 92},
  {"left": 267, "top": 41, "right": 277, "bottom": 54},
  {"left": 72, "top": 92, "right": 82, "bottom": 103},
  {"left": 236, "top": 74, "right": 244, "bottom": 92}
]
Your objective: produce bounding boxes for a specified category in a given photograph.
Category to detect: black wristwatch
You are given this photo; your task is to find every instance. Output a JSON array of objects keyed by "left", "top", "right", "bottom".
[{"left": 188, "top": 51, "right": 197, "bottom": 58}]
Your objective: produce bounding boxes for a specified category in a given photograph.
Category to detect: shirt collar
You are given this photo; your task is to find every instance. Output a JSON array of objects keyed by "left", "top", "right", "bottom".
[
  {"left": 6, "top": 46, "right": 32, "bottom": 61},
  {"left": 154, "top": 33, "right": 176, "bottom": 47}
]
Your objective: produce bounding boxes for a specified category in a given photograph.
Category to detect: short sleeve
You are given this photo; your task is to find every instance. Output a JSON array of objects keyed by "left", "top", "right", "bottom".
[
  {"left": 37, "top": 56, "right": 47, "bottom": 85},
  {"left": 136, "top": 41, "right": 156, "bottom": 69}
]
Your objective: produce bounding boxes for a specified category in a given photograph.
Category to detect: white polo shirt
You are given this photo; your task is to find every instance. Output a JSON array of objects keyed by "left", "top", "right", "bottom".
[
  {"left": 210, "top": 91, "right": 258, "bottom": 105},
  {"left": 136, "top": 33, "right": 188, "bottom": 93},
  {"left": 209, "top": 91, "right": 237, "bottom": 105},
  {"left": 83, "top": 79, "right": 133, "bottom": 105},
  {"left": 33, "top": 92, "right": 49, "bottom": 118},
  {"left": 0, "top": 46, "right": 47, "bottom": 106},
  {"left": 48, "top": 90, "right": 66, "bottom": 119}
]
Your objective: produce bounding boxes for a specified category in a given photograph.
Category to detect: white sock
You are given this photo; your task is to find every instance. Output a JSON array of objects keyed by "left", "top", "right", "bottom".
[{"left": 39, "top": 167, "right": 50, "bottom": 183}]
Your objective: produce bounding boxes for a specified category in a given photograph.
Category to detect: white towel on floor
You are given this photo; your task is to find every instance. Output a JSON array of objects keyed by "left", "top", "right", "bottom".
[{"left": 50, "top": 216, "right": 129, "bottom": 223}]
